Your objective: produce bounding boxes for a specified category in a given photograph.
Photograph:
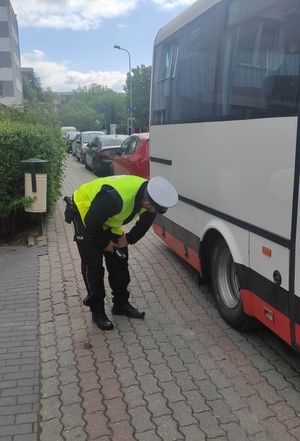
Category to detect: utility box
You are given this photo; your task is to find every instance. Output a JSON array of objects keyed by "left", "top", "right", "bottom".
[{"left": 22, "top": 158, "right": 48, "bottom": 213}]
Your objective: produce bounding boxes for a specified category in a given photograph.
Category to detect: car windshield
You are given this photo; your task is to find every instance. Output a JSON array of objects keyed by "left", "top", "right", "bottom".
[
  {"left": 82, "top": 133, "right": 102, "bottom": 143},
  {"left": 100, "top": 136, "right": 127, "bottom": 147},
  {"left": 67, "top": 131, "right": 77, "bottom": 140}
]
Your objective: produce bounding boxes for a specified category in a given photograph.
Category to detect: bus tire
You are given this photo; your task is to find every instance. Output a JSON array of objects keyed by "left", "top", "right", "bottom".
[{"left": 211, "top": 239, "right": 249, "bottom": 330}]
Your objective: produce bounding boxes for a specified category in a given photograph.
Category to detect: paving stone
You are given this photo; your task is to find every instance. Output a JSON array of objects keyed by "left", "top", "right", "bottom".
[
  {"left": 219, "top": 387, "right": 247, "bottom": 411},
  {"left": 195, "top": 411, "right": 225, "bottom": 438},
  {"left": 269, "top": 401, "right": 297, "bottom": 422},
  {"left": 41, "top": 376, "right": 60, "bottom": 398},
  {"left": 110, "top": 420, "right": 134, "bottom": 441},
  {"left": 105, "top": 397, "right": 130, "bottom": 423},
  {"left": 253, "top": 382, "right": 282, "bottom": 405},
  {"left": 129, "top": 405, "right": 155, "bottom": 432},
  {"left": 151, "top": 363, "right": 173, "bottom": 382},
  {"left": 153, "top": 415, "right": 184, "bottom": 440},
  {"left": 62, "top": 426, "right": 87, "bottom": 441},
  {"left": 61, "top": 383, "right": 81, "bottom": 405},
  {"left": 139, "top": 373, "right": 161, "bottom": 395},
  {"left": 40, "top": 395, "right": 62, "bottom": 421},
  {"left": 145, "top": 392, "right": 171, "bottom": 417},
  {"left": 278, "top": 387, "right": 300, "bottom": 413},
  {"left": 40, "top": 418, "right": 63, "bottom": 441},
  {"left": 101, "top": 377, "right": 122, "bottom": 400},
  {"left": 235, "top": 407, "right": 264, "bottom": 435},
  {"left": 244, "top": 395, "right": 276, "bottom": 420},
  {"left": 135, "top": 430, "right": 162, "bottom": 441},
  {"left": 123, "top": 385, "right": 146, "bottom": 408},
  {"left": 160, "top": 380, "right": 185, "bottom": 403},
  {"left": 180, "top": 424, "right": 206, "bottom": 441},
  {"left": 262, "top": 416, "right": 296, "bottom": 441},
  {"left": 117, "top": 367, "right": 138, "bottom": 388},
  {"left": 61, "top": 403, "right": 85, "bottom": 430},
  {"left": 173, "top": 371, "right": 197, "bottom": 391},
  {"left": 169, "top": 400, "right": 197, "bottom": 426},
  {"left": 208, "top": 398, "right": 237, "bottom": 423}
]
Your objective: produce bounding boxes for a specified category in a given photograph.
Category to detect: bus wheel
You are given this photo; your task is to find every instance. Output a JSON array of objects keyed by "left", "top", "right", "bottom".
[{"left": 211, "top": 240, "right": 248, "bottom": 329}]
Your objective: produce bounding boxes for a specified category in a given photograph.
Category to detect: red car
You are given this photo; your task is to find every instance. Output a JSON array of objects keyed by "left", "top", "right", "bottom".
[{"left": 112, "top": 133, "right": 149, "bottom": 179}]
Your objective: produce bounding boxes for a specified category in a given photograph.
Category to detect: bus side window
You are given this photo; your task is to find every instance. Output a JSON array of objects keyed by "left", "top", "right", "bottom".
[
  {"left": 151, "top": 43, "right": 178, "bottom": 125},
  {"left": 219, "top": 1, "right": 300, "bottom": 120},
  {"left": 263, "top": 31, "right": 300, "bottom": 116}
]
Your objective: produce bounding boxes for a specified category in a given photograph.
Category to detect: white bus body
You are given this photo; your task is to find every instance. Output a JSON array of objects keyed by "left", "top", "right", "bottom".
[{"left": 150, "top": 0, "right": 300, "bottom": 348}]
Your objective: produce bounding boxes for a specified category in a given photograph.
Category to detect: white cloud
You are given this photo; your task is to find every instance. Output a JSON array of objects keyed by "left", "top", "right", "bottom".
[
  {"left": 12, "top": 0, "right": 193, "bottom": 30},
  {"left": 151, "top": 0, "right": 194, "bottom": 9},
  {"left": 13, "top": 0, "right": 138, "bottom": 31},
  {"left": 21, "top": 50, "right": 126, "bottom": 92}
]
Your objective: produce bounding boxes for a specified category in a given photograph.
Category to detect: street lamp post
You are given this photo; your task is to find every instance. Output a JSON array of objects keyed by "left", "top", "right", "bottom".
[{"left": 114, "top": 44, "right": 133, "bottom": 135}]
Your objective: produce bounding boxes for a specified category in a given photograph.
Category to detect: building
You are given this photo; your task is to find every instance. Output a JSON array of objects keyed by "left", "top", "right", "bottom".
[
  {"left": 0, "top": 0, "right": 23, "bottom": 106},
  {"left": 53, "top": 92, "right": 73, "bottom": 111},
  {"left": 21, "top": 67, "right": 34, "bottom": 83}
]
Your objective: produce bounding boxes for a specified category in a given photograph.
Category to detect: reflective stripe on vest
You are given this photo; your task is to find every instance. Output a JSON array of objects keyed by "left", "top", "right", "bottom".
[{"left": 73, "top": 175, "right": 147, "bottom": 235}]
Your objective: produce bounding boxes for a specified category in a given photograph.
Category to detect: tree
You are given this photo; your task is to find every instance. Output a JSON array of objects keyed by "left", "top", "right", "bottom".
[
  {"left": 58, "top": 84, "right": 127, "bottom": 133},
  {"left": 23, "top": 70, "right": 55, "bottom": 106},
  {"left": 124, "top": 65, "right": 151, "bottom": 131}
]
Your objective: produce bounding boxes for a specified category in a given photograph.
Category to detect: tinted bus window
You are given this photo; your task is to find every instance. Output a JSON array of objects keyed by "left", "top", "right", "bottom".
[
  {"left": 152, "top": 3, "right": 225, "bottom": 125},
  {"left": 218, "top": 0, "right": 300, "bottom": 119},
  {"left": 151, "top": 0, "right": 300, "bottom": 125}
]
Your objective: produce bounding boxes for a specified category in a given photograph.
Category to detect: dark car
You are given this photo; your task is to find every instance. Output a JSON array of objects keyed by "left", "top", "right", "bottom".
[
  {"left": 85, "top": 134, "right": 128, "bottom": 176},
  {"left": 75, "top": 131, "right": 105, "bottom": 162},
  {"left": 65, "top": 131, "right": 79, "bottom": 153},
  {"left": 112, "top": 133, "right": 149, "bottom": 179}
]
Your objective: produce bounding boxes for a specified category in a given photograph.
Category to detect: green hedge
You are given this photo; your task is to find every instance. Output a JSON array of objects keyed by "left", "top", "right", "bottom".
[{"left": 0, "top": 119, "right": 66, "bottom": 237}]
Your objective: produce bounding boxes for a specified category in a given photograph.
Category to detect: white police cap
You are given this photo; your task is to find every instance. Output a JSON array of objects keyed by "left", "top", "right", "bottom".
[{"left": 147, "top": 177, "right": 178, "bottom": 213}]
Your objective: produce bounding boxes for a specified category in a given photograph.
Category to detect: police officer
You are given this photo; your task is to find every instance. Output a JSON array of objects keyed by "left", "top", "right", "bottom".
[{"left": 66, "top": 175, "right": 178, "bottom": 331}]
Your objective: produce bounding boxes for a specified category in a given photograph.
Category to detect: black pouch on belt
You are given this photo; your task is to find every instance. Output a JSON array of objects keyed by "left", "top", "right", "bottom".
[{"left": 63, "top": 196, "right": 76, "bottom": 224}]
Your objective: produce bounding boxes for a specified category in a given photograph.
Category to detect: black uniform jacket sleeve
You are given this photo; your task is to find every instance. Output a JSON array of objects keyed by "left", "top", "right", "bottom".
[{"left": 126, "top": 211, "right": 156, "bottom": 244}]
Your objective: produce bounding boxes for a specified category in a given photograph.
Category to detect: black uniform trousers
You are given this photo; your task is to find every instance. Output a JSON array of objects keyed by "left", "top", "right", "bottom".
[{"left": 73, "top": 212, "right": 130, "bottom": 312}]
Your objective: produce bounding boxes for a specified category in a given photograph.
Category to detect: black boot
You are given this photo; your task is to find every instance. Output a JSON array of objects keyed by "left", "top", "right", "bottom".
[
  {"left": 92, "top": 309, "right": 114, "bottom": 330},
  {"left": 112, "top": 302, "right": 145, "bottom": 319}
]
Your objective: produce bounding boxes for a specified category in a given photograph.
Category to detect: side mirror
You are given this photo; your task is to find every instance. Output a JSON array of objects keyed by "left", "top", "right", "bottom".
[{"left": 87, "top": 142, "right": 91, "bottom": 147}]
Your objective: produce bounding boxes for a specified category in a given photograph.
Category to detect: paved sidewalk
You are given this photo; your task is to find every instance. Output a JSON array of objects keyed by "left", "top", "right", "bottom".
[
  {"left": 0, "top": 241, "right": 46, "bottom": 440},
  {"left": 1, "top": 156, "right": 300, "bottom": 440}
]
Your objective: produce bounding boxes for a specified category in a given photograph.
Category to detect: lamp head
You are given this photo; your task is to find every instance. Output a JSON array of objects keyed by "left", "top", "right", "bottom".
[{"left": 114, "top": 45, "right": 121, "bottom": 49}]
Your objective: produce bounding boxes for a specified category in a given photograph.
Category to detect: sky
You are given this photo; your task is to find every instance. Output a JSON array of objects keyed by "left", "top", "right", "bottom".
[{"left": 12, "top": 0, "right": 195, "bottom": 93}]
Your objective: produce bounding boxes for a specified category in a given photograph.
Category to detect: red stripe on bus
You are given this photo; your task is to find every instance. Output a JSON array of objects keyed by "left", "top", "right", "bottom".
[
  {"left": 153, "top": 223, "right": 202, "bottom": 274},
  {"left": 295, "top": 324, "right": 300, "bottom": 347},
  {"left": 241, "top": 289, "right": 291, "bottom": 345}
]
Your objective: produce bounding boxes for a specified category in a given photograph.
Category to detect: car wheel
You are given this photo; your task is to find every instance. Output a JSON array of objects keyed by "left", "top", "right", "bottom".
[{"left": 211, "top": 239, "right": 249, "bottom": 329}]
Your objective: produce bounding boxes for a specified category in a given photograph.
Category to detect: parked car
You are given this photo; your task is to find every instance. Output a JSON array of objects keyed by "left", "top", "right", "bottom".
[
  {"left": 75, "top": 131, "right": 105, "bottom": 162},
  {"left": 71, "top": 133, "right": 80, "bottom": 156},
  {"left": 112, "top": 133, "right": 149, "bottom": 179},
  {"left": 61, "top": 126, "right": 76, "bottom": 138},
  {"left": 65, "top": 131, "right": 79, "bottom": 153},
  {"left": 85, "top": 134, "right": 128, "bottom": 176}
]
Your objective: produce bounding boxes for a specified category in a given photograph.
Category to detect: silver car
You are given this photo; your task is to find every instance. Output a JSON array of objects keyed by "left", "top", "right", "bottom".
[{"left": 75, "top": 131, "right": 105, "bottom": 162}]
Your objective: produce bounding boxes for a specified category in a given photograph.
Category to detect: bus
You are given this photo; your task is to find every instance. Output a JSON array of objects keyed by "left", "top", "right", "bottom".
[{"left": 150, "top": 0, "right": 300, "bottom": 349}]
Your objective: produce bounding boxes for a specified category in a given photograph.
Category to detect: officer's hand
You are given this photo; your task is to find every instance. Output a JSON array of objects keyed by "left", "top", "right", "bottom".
[
  {"left": 104, "top": 241, "right": 116, "bottom": 253},
  {"left": 117, "top": 235, "right": 128, "bottom": 248}
]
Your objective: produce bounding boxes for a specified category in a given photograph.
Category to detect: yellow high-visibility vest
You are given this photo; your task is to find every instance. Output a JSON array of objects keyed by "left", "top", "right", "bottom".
[{"left": 73, "top": 175, "right": 147, "bottom": 235}]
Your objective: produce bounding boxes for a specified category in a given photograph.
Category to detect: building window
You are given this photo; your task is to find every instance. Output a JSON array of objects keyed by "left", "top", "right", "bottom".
[
  {"left": 0, "top": 82, "right": 4, "bottom": 97},
  {"left": 0, "top": 21, "right": 9, "bottom": 38},
  {"left": 0, "top": 51, "right": 12, "bottom": 68}
]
